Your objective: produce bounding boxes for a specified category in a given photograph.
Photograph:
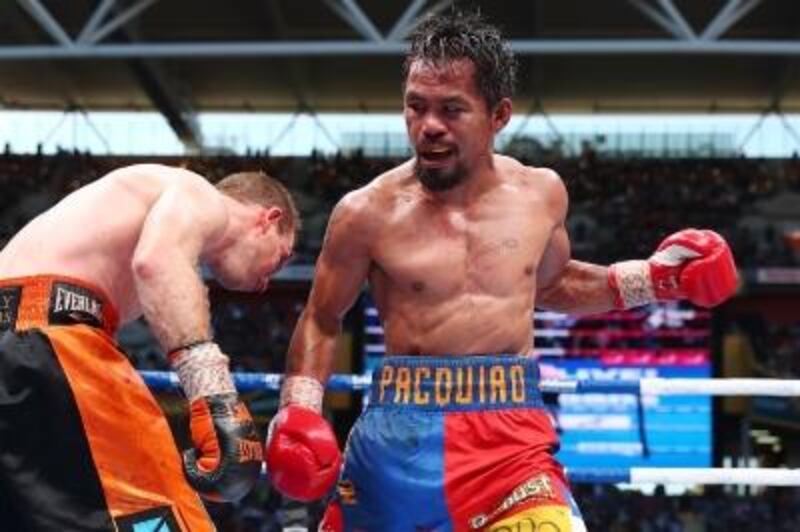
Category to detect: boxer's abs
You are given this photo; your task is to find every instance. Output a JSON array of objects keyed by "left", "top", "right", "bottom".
[{"left": 376, "top": 291, "right": 537, "bottom": 356}]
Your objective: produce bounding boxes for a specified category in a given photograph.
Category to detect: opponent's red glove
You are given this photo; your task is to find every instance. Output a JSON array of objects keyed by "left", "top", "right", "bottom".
[
  {"left": 608, "top": 228, "right": 738, "bottom": 309},
  {"left": 265, "top": 376, "right": 342, "bottom": 502},
  {"left": 171, "top": 342, "right": 262, "bottom": 502}
]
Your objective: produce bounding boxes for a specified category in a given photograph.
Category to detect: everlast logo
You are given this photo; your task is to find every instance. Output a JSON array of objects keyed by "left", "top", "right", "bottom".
[
  {"left": 49, "top": 283, "right": 104, "bottom": 328},
  {"left": 237, "top": 440, "right": 263, "bottom": 462},
  {"left": 377, "top": 363, "right": 528, "bottom": 407},
  {"left": 0, "top": 287, "right": 21, "bottom": 331}
]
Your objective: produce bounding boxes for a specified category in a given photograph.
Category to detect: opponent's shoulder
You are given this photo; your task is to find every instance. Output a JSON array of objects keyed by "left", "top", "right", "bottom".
[
  {"left": 116, "top": 164, "right": 223, "bottom": 207},
  {"left": 112, "top": 163, "right": 215, "bottom": 192},
  {"left": 110, "top": 164, "right": 227, "bottom": 231}
]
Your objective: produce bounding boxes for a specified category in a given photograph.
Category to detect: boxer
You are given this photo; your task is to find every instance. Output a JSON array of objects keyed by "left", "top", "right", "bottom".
[
  {"left": 266, "top": 11, "right": 737, "bottom": 531},
  {"left": 0, "top": 164, "right": 298, "bottom": 531}
]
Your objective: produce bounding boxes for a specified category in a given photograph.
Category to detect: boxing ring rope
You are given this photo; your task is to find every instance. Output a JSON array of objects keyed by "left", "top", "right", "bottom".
[
  {"left": 566, "top": 468, "right": 800, "bottom": 486},
  {"left": 141, "top": 371, "right": 800, "bottom": 396},
  {"left": 140, "top": 371, "right": 800, "bottom": 486}
]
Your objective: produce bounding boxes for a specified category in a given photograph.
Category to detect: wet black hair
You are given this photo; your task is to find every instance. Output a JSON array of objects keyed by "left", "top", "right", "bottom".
[{"left": 403, "top": 10, "right": 518, "bottom": 109}]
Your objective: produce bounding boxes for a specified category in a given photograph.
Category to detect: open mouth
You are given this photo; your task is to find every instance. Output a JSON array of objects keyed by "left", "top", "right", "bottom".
[{"left": 419, "top": 147, "right": 455, "bottom": 165}]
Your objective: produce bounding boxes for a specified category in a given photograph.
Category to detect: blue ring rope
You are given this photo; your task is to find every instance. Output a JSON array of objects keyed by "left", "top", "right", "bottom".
[{"left": 139, "top": 371, "right": 643, "bottom": 394}]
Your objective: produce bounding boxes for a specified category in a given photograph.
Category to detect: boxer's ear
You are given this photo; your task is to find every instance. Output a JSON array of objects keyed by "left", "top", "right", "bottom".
[
  {"left": 256, "top": 207, "right": 283, "bottom": 233},
  {"left": 492, "top": 98, "right": 512, "bottom": 133}
]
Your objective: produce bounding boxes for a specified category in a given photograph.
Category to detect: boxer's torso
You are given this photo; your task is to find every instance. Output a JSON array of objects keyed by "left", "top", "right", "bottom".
[
  {"left": 363, "top": 154, "right": 563, "bottom": 357},
  {"left": 0, "top": 165, "right": 199, "bottom": 324}
]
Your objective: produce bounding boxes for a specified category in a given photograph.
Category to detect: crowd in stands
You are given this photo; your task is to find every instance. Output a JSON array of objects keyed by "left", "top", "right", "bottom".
[{"left": 1, "top": 147, "right": 800, "bottom": 266}]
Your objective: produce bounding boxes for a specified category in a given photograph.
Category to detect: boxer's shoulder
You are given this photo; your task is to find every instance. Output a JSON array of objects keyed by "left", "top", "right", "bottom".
[
  {"left": 493, "top": 156, "right": 564, "bottom": 194},
  {"left": 335, "top": 165, "right": 412, "bottom": 221},
  {"left": 98, "top": 164, "right": 223, "bottom": 216},
  {"left": 492, "top": 157, "right": 567, "bottom": 221}
]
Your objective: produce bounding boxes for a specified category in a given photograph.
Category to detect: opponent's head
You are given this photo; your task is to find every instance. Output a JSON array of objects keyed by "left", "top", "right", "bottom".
[
  {"left": 403, "top": 10, "right": 516, "bottom": 191},
  {"left": 210, "top": 171, "right": 300, "bottom": 292}
]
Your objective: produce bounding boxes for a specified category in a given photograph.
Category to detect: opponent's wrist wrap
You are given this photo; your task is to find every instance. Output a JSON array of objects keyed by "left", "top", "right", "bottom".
[
  {"left": 171, "top": 341, "right": 236, "bottom": 402},
  {"left": 280, "top": 376, "right": 324, "bottom": 413},
  {"left": 609, "top": 260, "right": 656, "bottom": 309}
]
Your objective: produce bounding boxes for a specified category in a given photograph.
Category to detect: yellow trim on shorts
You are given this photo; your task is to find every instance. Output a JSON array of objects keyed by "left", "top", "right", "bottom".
[{"left": 488, "top": 504, "right": 573, "bottom": 531}]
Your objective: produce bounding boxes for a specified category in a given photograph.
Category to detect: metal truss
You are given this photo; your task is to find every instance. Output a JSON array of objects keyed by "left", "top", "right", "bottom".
[
  {"left": 8, "top": 0, "right": 800, "bottom": 60},
  {"left": 13, "top": 0, "right": 202, "bottom": 148}
]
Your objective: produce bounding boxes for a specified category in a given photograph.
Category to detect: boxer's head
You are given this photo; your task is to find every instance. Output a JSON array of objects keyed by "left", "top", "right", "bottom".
[
  {"left": 210, "top": 171, "right": 299, "bottom": 292},
  {"left": 402, "top": 11, "right": 516, "bottom": 192}
]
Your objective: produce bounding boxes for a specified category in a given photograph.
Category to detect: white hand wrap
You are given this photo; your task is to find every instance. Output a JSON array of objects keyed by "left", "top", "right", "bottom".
[
  {"left": 610, "top": 260, "right": 655, "bottom": 309},
  {"left": 171, "top": 342, "right": 236, "bottom": 402},
  {"left": 280, "top": 376, "right": 324, "bottom": 413}
]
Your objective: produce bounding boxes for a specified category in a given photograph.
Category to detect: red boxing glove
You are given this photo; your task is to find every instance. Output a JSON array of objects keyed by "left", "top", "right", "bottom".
[
  {"left": 609, "top": 229, "right": 738, "bottom": 309},
  {"left": 266, "top": 404, "right": 342, "bottom": 502},
  {"left": 265, "top": 376, "right": 342, "bottom": 501}
]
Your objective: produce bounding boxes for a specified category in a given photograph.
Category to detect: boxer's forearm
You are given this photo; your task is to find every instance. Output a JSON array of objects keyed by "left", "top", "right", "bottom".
[
  {"left": 133, "top": 256, "right": 212, "bottom": 354},
  {"left": 285, "top": 308, "right": 341, "bottom": 384},
  {"left": 536, "top": 259, "right": 616, "bottom": 315}
]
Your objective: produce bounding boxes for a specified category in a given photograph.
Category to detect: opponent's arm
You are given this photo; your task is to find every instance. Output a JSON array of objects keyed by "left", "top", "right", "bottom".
[
  {"left": 266, "top": 190, "right": 373, "bottom": 501},
  {"left": 131, "top": 171, "right": 224, "bottom": 351},
  {"left": 132, "top": 170, "right": 261, "bottom": 502}
]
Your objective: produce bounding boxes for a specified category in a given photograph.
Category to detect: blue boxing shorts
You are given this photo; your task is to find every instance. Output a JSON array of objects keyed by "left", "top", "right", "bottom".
[{"left": 320, "top": 355, "right": 586, "bottom": 531}]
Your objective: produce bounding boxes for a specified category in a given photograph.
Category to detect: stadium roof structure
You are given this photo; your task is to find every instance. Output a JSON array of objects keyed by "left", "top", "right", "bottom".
[{"left": 3, "top": 0, "right": 800, "bottom": 150}]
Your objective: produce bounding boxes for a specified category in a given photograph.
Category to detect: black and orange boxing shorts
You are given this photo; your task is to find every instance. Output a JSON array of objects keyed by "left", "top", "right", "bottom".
[{"left": 0, "top": 275, "right": 213, "bottom": 531}]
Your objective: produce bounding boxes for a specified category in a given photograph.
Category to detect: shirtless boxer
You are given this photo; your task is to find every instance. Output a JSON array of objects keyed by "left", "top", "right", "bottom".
[
  {"left": 265, "top": 11, "right": 738, "bottom": 532},
  {"left": 0, "top": 164, "right": 297, "bottom": 531}
]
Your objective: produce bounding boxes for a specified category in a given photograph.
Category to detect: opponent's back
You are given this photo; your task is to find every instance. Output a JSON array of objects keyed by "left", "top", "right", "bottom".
[{"left": 0, "top": 164, "right": 193, "bottom": 321}]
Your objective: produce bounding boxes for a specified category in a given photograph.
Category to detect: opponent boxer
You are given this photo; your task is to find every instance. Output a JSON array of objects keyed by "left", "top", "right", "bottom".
[
  {"left": 0, "top": 164, "right": 298, "bottom": 531},
  {"left": 266, "top": 11, "right": 738, "bottom": 532}
]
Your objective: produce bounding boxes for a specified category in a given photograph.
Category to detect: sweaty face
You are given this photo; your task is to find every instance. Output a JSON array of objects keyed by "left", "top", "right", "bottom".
[{"left": 404, "top": 59, "right": 496, "bottom": 192}]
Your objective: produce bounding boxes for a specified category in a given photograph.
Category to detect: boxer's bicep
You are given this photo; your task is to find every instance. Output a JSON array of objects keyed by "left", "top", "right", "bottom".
[
  {"left": 534, "top": 167, "right": 614, "bottom": 314},
  {"left": 312, "top": 198, "right": 371, "bottom": 323},
  {"left": 286, "top": 193, "right": 372, "bottom": 378},
  {"left": 536, "top": 224, "right": 571, "bottom": 291},
  {"left": 132, "top": 179, "right": 227, "bottom": 353},
  {"left": 535, "top": 166, "right": 572, "bottom": 294}
]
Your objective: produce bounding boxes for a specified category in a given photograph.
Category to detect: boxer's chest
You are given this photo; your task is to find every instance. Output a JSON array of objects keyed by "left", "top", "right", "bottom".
[{"left": 373, "top": 199, "right": 553, "bottom": 298}]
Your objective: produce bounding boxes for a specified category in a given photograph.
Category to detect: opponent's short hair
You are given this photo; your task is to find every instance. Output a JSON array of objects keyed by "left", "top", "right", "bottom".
[
  {"left": 215, "top": 171, "right": 300, "bottom": 235},
  {"left": 403, "top": 10, "right": 517, "bottom": 110}
]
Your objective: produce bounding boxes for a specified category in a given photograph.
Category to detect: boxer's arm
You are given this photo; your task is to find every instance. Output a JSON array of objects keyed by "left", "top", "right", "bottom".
[
  {"left": 286, "top": 190, "right": 372, "bottom": 386},
  {"left": 131, "top": 172, "right": 227, "bottom": 353},
  {"left": 534, "top": 168, "right": 617, "bottom": 315},
  {"left": 266, "top": 192, "right": 369, "bottom": 501},
  {"left": 133, "top": 172, "right": 262, "bottom": 502},
  {"left": 536, "top": 229, "right": 616, "bottom": 315}
]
